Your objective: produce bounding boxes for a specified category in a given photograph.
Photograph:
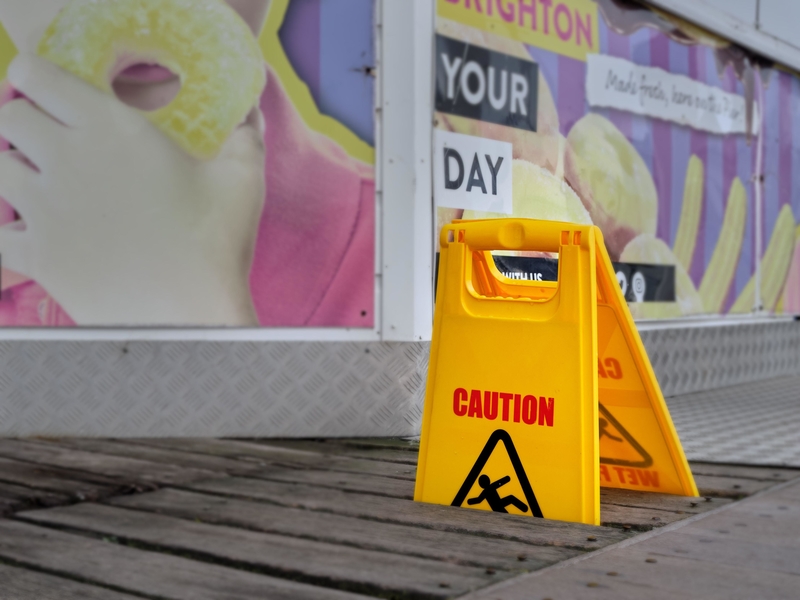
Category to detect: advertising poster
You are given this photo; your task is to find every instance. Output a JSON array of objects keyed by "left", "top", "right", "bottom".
[
  {"left": 0, "top": 0, "right": 376, "bottom": 327},
  {"left": 435, "top": 0, "right": 800, "bottom": 318}
]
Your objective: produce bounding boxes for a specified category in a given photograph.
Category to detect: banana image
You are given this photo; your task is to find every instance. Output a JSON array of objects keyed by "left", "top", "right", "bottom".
[
  {"left": 620, "top": 233, "right": 704, "bottom": 319},
  {"left": 565, "top": 113, "right": 658, "bottom": 259},
  {"left": 698, "top": 177, "right": 747, "bottom": 313},
  {"left": 38, "top": 0, "right": 266, "bottom": 159},
  {"left": 673, "top": 155, "right": 704, "bottom": 271},
  {"left": 730, "top": 204, "right": 796, "bottom": 313},
  {"left": 462, "top": 159, "right": 591, "bottom": 224},
  {"left": 777, "top": 225, "right": 800, "bottom": 314}
]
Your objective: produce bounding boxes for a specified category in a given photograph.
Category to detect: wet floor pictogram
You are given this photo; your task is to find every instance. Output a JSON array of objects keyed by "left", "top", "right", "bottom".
[
  {"left": 599, "top": 403, "right": 653, "bottom": 469},
  {"left": 452, "top": 429, "right": 543, "bottom": 518},
  {"left": 467, "top": 474, "right": 529, "bottom": 513}
]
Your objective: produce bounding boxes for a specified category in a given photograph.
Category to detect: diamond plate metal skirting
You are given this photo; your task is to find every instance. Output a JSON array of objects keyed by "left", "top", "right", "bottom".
[
  {"left": 639, "top": 319, "right": 800, "bottom": 397},
  {"left": 0, "top": 341, "right": 429, "bottom": 438},
  {"left": 0, "top": 319, "right": 797, "bottom": 438},
  {"left": 665, "top": 375, "right": 800, "bottom": 467}
]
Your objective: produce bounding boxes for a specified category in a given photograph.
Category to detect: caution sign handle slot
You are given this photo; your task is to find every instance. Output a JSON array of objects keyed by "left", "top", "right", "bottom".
[{"left": 444, "top": 219, "right": 581, "bottom": 254}]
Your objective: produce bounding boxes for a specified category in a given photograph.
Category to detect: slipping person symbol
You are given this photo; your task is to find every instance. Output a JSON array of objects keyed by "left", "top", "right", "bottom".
[
  {"left": 467, "top": 474, "right": 529, "bottom": 513},
  {"left": 599, "top": 418, "right": 623, "bottom": 442}
]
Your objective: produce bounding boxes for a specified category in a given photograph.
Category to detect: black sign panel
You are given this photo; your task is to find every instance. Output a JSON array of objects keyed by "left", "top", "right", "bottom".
[
  {"left": 492, "top": 255, "right": 558, "bottom": 282},
  {"left": 491, "top": 256, "right": 676, "bottom": 303},
  {"left": 436, "top": 34, "right": 538, "bottom": 132},
  {"left": 613, "top": 262, "right": 676, "bottom": 303}
]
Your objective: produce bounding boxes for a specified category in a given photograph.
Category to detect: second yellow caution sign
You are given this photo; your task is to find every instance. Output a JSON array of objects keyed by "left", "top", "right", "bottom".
[{"left": 414, "top": 219, "right": 697, "bottom": 526}]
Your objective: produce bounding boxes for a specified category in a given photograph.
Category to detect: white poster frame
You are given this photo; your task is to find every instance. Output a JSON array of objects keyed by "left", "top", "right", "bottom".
[{"left": 0, "top": 0, "right": 436, "bottom": 344}]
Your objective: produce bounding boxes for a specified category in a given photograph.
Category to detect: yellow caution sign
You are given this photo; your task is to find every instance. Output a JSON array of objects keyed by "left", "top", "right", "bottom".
[
  {"left": 596, "top": 295, "right": 696, "bottom": 495},
  {"left": 415, "top": 219, "right": 698, "bottom": 526}
]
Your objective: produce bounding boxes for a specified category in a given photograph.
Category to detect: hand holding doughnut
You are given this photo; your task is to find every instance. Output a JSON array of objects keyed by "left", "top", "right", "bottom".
[
  {"left": 0, "top": 54, "right": 266, "bottom": 325},
  {"left": 37, "top": 0, "right": 266, "bottom": 160}
]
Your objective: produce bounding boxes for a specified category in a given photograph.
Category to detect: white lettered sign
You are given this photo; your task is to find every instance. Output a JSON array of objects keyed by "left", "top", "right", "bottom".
[
  {"left": 586, "top": 54, "right": 758, "bottom": 136},
  {"left": 434, "top": 130, "right": 513, "bottom": 214}
]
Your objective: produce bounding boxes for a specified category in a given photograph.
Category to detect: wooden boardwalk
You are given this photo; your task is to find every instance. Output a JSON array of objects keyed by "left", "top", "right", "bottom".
[
  {"left": 464, "top": 474, "right": 800, "bottom": 599},
  {"left": 0, "top": 437, "right": 797, "bottom": 599}
]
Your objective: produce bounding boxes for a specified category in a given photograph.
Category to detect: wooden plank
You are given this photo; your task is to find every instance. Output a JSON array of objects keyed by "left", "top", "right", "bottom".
[
  {"left": 686, "top": 495, "right": 800, "bottom": 546},
  {"left": 270, "top": 454, "right": 417, "bottom": 480},
  {"left": 467, "top": 550, "right": 800, "bottom": 600},
  {"left": 255, "top": 440, "right": 419, "bottom": 465},
  {"left": 185, "top": 477, "right": 630, "bottom": 549},
  {"left": 0, "top": 496, "right": 17, "bottom": 516},
  {"left": 689, "top": 462, "right": 800, "bottom": 482},
  {"left": 647, "top": 528, "right": 800, "bottom": 576},
  {"left": 128, "top": 438, "right": 417, "bottom": 479},
  {"left": 327, "top": 438, "right": 420, "bottom": 451},
  {"left": 694, "top": 474, "right": 777, "bottom": 498},
  {"left": 466, "top": 480, "right": 800, "bottom": 600},
  {"left": 249, "top": 466, "right": 415, "bottom": 499},
  {"left": 127, "top": 437, "right": 326, "bottom": 460},
  {"left": 0, "top": 456, "right": 117, "bottom": 498},
  {"left": 21, "top": 503, "right": 495, "bottom": 598},
  {"left": 111, "top": 488, "right": 581, "bottom": 570},
  {"left": 601, "top": 488, "right": 731, "bottom": 513},
  {"left": 252, "top": 440, "right": 418, "bottom": 479},
  {"left": 467, "top": 541, "right": 800, "bottom": 600},
  {"left": 39, "top": 438, "right": 268, "bottom": 476},
  {"left": 0, "top": 520, "right": 373, "bottom": 600},
  {"left": 0, "top": 481, "right": 69, "bottom": 515},
  {"left": 465, "top": 564, "right": 679, "bottom": 600},
  {"left": 600, "top": 503, "right": 699, "bottom": 531},
  {"left": 772, "top": 485, "right": 800, "bottom": 503},
  {"left": 0, "top": 563, "right": 141, "bottom": 600},
  {"left": 257, "top": 468, "right": 744, "bottom": 507},
  {"left": 771, "top": 481, "right": 800, "bottom": 502},
  {"left": 0, "top": 440, "right": 222, "bottom": 487},
  {"left": 574, "top": 544, "right": 800, "bottom": 599}
]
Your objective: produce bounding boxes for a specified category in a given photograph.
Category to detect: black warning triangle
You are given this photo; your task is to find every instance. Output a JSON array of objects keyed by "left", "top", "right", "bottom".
[
  {"left": 451, "top": 429, "right": 543, "bottom": 518},
  {"left": 599, "top": 403, "right": 653, "bottom": 468}
]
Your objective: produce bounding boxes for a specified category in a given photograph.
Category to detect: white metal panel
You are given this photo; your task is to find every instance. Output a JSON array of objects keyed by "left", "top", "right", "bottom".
[
  {"left": 378, "top": 0, "right": 435, "bottom": 342},
  {"left": 759, "top": 0, "right": 800, "bottom": 49},
  {"left": 639, "top": 318, "right": 800, "bottom": 397},
  {"left": 0, "top": 340, "right": 429, "bottom": 438},
  {"left": 2, "top": 318, "right": 797, "bottom": 437},
  {"left": 695, "top": 0, "right": 757, "bottom": 26},
  {"left": 0, "top": 327, "right": 381, "bottom": 342},
  {"left": 646, "top": 0, "right": 800, "bottom": 71}
]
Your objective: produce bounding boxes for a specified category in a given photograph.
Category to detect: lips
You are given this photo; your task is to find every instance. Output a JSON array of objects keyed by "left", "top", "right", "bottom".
[{"left": 113, "top": 62, "right": 178, "bottom": 85}]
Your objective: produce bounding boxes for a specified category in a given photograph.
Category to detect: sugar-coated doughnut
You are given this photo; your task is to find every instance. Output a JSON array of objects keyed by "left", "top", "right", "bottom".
[
  {"left": 38, "top": 0, "right": 266, "bottom": 159},
  {"left": 565, "top": 113, "right": 658, "bottom": 258},
  {"left": 463, "top": 160, "right": 591, "bottom": 224}
]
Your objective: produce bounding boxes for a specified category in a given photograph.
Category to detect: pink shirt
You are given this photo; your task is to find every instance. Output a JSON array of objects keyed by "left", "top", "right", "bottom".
[{"left": 0, "top": 69, "right": 375, "bottom": 328}]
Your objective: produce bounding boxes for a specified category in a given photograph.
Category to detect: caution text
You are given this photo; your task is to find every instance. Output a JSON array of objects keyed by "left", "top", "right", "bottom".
[
  {"left": 598, "top": 357, "right": 622, "bottom": 379},
  {"left": 453, "top": 388, "right": 555, "bottom": 426}
]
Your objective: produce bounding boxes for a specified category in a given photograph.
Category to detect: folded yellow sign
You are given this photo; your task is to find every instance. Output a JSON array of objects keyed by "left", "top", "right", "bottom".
[{"left": 415, "top": 219, "right": 698, "bottom": 526}]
